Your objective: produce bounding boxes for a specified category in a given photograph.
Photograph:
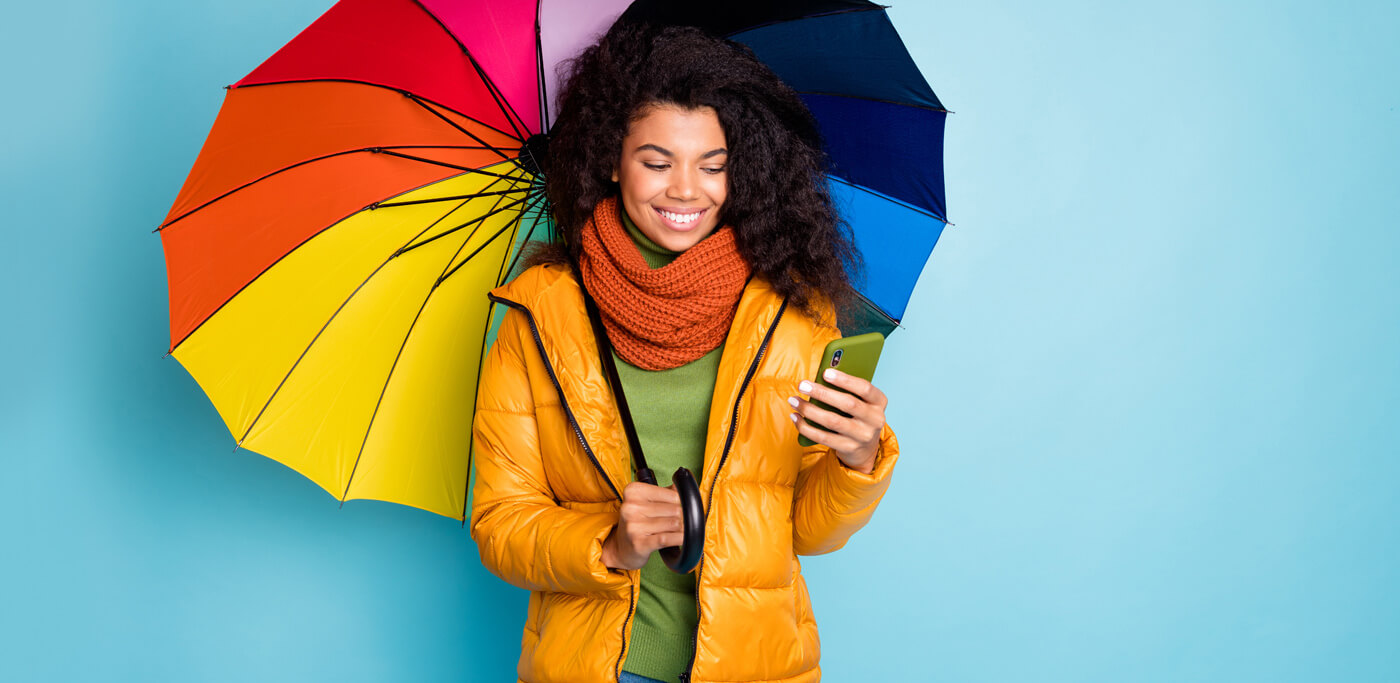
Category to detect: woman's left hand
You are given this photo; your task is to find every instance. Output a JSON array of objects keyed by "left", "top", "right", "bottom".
[{"left": 789, "top": 368, "right": 888, "bottom": 474}]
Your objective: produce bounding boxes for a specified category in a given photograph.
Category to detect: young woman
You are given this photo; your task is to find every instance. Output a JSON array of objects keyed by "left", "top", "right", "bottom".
[{"left": 471, "top": 22, "right": 900, "bottom": 683}]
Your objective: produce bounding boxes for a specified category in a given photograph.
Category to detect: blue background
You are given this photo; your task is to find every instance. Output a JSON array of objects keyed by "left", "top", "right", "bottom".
[{"left": 3, "top": 0, "right": 1397, "bottom": 680}]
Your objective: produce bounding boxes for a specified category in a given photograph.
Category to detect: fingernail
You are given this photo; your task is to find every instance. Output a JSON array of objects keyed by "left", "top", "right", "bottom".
[
  {"left": 798, "top": 381, "right": 812, "bottom": 393},
  {"left": 788, "top": 396, "right": 799, "bottom": 409},
  {"left": 790, "top": 412, "right": 799, "bottom": 424},
  {"left": 823, "top": 368, "right": 837, "bottom": 381}
]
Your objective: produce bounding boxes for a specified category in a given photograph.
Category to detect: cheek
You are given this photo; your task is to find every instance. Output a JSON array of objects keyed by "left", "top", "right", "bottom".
[
  {"left": 707, "top": 176, "right": 729, "bottom": 205},
  {"left": 620, "top": 171, "right": 663, "bottom": 203}
]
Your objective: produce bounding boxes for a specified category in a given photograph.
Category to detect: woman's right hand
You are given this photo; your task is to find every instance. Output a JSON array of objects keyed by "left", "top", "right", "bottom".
[{"left": 601, "top": 481, "right": 684, "bottom": 570}]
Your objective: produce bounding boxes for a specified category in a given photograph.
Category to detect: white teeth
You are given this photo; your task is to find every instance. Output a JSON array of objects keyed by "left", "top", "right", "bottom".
[{"left": 660, "top": 209, "right": 701, "bottom": 224}]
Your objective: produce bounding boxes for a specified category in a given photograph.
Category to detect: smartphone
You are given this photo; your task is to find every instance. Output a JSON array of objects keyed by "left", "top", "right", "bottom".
[{"left": 798, "top": 332, "right": 886, "bottom": 447}]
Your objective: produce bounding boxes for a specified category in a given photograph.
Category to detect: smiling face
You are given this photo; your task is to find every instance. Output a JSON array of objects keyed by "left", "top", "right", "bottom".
[{"left": 611, "top": 104, "right": 729, "bottom": 253}]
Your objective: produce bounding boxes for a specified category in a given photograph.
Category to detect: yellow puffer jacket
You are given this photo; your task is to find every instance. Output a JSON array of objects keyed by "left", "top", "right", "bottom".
[{"left": 470, "top": 263, "right": 899, "bottom": 683}]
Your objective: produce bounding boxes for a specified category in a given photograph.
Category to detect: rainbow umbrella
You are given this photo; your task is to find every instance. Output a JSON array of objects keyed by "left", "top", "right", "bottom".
[{"left": 158, "top": 0, "right": 947, "bottom": 522}]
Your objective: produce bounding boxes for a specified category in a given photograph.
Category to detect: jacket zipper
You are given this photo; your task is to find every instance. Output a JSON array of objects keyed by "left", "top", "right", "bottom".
[
  {"left": 680, "top": 297, "right": 789, "bottom": 683},
  {"left": 486, "top": 293, "right": 635, "bottom": 681}
]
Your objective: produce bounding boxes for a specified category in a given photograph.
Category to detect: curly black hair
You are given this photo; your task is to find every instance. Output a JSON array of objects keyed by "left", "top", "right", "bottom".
[{"left": 523, "top": 21, "right": 865, "bottom": 324}]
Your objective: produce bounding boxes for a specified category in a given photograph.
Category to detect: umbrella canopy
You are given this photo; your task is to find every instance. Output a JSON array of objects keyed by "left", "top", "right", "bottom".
[
  {"left": 622, "top": 0, "right": 950, "bottom": 331},
  {"left": 159, "top": 0, "right": 947, "bottom": 521}
]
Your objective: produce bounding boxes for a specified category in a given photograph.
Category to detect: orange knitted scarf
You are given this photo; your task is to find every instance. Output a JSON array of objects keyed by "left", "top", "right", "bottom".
[{"left": 579, "top": 196, "right": 751, "bottom": 371}]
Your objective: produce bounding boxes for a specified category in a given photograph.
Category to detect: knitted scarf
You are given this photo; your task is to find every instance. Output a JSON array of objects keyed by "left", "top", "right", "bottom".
[{"left": 578, "top": 196, "right": 751, "bottom": 371}]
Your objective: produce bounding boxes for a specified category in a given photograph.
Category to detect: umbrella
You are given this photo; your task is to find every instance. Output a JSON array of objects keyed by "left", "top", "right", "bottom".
[
  {"left": 158, "top": 0, "right": 948, "bottom": 522},
  {"left": 621, "top": 0, "right": 950, "bottom": 335}
]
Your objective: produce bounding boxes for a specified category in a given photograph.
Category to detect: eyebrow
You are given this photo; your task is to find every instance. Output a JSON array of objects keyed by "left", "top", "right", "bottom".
[{"left": 634, "top": 143, "right": 729, "bottom": 159}]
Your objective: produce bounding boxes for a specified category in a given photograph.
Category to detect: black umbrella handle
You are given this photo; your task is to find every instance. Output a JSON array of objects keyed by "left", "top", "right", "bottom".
[{"left": 657, "top": 466, "right": 704, "bottom": 574}]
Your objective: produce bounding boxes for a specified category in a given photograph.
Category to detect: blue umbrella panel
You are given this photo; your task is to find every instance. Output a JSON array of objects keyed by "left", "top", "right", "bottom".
[{"left": 624, "top": 0, "right": 950, "bottom": 336}]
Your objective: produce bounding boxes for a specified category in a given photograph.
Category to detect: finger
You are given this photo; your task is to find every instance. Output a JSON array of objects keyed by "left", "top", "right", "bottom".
[
  {"left": 625, "top": 481, "right": 681, "bottom": 504},
  {"left": 640, "top": 500, "right": 684, "bottom": 519},
  {"left": 621, "top": 499, "right": 680, "bottom": 523},
  {"left": 796, "top": 380, "right": 867, "bottom": 419},
  {"left": 633, "top": 515, "right": 683, "bottom": 536},
  {"left": 792, "top": 412, "right": 862, "bottom": 453},
  {"left": 622, "top": 481, "right": 660, "bottom": 500},
  {"left": 819, "top": 368, "right": 877, "bottom": 402},
  {"left": 856, "top": 378, "right": 889, "bottom": 410},
  {"left": 650, "top": 532, "right": 685, "bottom": 550},
  {"left": 793, "top": 396, "right": 863, "bottom": 437}
]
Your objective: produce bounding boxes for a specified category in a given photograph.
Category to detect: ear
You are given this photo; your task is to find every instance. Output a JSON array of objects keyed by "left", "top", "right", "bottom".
[{"left": 611, "top": 166, "right": 619, "bottom": 183}]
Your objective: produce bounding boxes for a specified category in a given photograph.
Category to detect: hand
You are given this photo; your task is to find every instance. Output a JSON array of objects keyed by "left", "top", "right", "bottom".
[
  {"left": 601, "top": 481, "right": 684, "bottom": 570},
  {"left": 789, "top": 368, "right": 889, "bottom": 474}
]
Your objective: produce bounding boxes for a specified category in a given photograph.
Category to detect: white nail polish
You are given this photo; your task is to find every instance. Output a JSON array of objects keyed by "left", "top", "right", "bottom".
[
  {"left": 799, "top": 381, "right": 811, "bottom": 393},
  {"left": 788, "top": 396, "right": 799, "bottom": 409}
]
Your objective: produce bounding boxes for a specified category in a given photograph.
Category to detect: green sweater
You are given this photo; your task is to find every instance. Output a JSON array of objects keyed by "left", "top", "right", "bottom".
[{"left": 616, "top": 210, "right": 721, "bottom": 682}]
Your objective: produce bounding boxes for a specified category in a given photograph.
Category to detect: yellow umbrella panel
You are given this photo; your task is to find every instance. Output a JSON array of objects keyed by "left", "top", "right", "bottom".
[{"left": 172, "top": 161, "right": 546, "bottom": 520}]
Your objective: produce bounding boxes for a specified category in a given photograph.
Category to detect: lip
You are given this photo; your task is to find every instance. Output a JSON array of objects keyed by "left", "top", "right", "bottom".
[{"left": 654, "top": 207, "right": 706, "bottom": 232}]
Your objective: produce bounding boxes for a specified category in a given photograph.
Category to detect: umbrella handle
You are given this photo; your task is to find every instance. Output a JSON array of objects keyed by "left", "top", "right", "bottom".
[{"left": 646, "top": 466, "right": 703, "bottom": 574}]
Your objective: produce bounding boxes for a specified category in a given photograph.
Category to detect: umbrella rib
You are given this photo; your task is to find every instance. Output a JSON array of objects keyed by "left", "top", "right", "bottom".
[
  {"left": 795, "top": 90, "right": 950, "bottom": 113},
  {"left": 403, "top": 94, "right": 516, "bottom": 162},
  {"left": 395, "top": 190, "right": 535, "bottom": 257},
  {"left": 710, "top": 6, "right": 884, "bottom": 39},
  {"left": 465, "top": 50, "right": 528, "bottom": 140},
  {"left": 535, "top": 0, "right": 549, "bottom": 133},
  {"left": 826, "top": 173, "right": 946, "bottom": 222},
  {"left": 409, "top": 0, "right": 529, "bottom": 139},
  {"left": 374, "top": 186, "right": 532, "bottom": 210},
  {"left": 166, "top": 168, "right": 528, "bottom": 355},
  {"left": 497, "top": 192, "right": 551, "bottom": 287},
  {"left": 373, "top": 148, "right": 522, "bottom": 177},
  {"left": 436, "top": 189, "right": 547, "bottom": 288},
  {"left": 339, "top": 183, "right": 532, "bottom": 507},
  {"left": 158, "top": 146, "right": 518, "bottom": 231},
  {"left": 463, "top": 191, "right": 552, "bottom": 524},
  {"left": 231, "top": 169, "right": 527, "bottom": 447},
  {"left": 854, "top": 289, "right": 903, "bottom": 330},
  {"left": 231, "top": 79, "right": 519, "bottom": 142}
]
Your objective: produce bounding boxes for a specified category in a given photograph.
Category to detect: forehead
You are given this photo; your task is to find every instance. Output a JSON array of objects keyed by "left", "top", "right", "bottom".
[{"left": 623, "top": 104, "right": 727, "bottom": 147}]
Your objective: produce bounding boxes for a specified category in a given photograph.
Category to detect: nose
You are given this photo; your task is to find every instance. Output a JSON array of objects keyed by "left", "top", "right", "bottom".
[{"left": 667, "top": 167, "right": 699, "bottom": 201}]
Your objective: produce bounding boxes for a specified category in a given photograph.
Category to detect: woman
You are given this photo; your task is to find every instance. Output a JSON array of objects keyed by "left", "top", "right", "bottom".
[{"left": 470, "top": 22, "right": 900, "bottom": 683}]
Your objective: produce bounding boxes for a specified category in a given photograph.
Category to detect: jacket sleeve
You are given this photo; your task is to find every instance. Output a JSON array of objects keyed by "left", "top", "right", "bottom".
[
  {"left": 469, "top": 307, "right": 631, "bottom": 595},
  {"left": 791, "top": 323, "right": 901, "bottom": 556}
]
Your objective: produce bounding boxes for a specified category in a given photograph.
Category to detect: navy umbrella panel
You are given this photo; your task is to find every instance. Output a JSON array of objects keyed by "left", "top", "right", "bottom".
[{"left": 623, "top": 0, "right": 949, "bottom": 333}]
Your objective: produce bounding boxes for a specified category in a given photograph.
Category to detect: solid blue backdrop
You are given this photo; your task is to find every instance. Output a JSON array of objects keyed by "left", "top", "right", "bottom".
[{"left": 2, "top": 0, "right": 1397, "bottom": 681}]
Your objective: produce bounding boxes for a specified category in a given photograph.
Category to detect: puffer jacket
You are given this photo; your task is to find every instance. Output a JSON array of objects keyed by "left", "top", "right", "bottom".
[{"left": 470, "top": 263, "right": 900, "bottom": 683}]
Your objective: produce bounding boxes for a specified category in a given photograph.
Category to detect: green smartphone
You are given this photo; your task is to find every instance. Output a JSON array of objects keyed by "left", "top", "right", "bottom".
[{"left": 798, "top": 332, "right": 886, "bottom": 447}]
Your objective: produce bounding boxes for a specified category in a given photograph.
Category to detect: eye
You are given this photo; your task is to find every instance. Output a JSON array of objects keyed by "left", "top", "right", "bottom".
[
  {"left": 643, "top": 162, "right": 670, "bottom": 171},
  {"left": 702, "top": 166, "right": 726, "bottom": 175}
]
